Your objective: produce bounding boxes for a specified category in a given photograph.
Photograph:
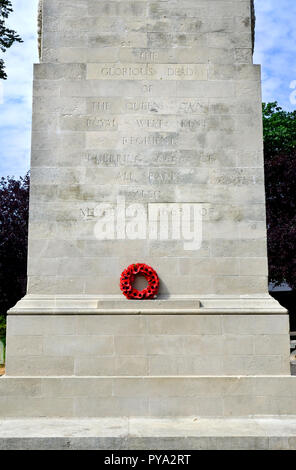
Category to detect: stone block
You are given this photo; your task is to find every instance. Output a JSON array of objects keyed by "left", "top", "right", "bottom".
[
  {"left": 0, "top": 397, "right": 74, "bottom": 418},
  {"left": 148, "top": 355, "right": 224, "bottom": 376},
  {"left": 7, "top": 315, "right": 76, "bottom": 336},
  {"left": 6, "top": 356, "right": 74, "bottom": 377},
  {"left": 222, "top": 355, "right": 288, "bottom": 376},
  {"left": 147, "top": 315, "right": 222, "bottom": 335},
  {"left": 0, "top": 378, "right": 42, "bottom": 397},
  {"left": 5, "top": 336, "right": 43, "bottom": 357},
  {"left": 43, "top": 335, "right": 114, "bottom": 356},
  {"left": 41, "top": 378, "right": 113, "bottom": 398},
  {"left": 149, "top": 396, "right": 223, "bottom": 417},
  {"left": 77, "top": 315, "right": 147, "bottom": 336},
  {"left": 43, "top": 0, "right": 88, "bottom": 17},
  {"left": 74, "top": 397, "right": 149, "bottom": 418},
  {"left": 88, "top": 1, "right": 148, "bottom": 18},
  {"left": 254, "top": 335, "right": 290, "bottom": 355},
  {"left": 115, "top": 336, "right": 146, "bottom": 356},
  {"left": 222, "top": 315, "right": 290, "bottom": 335},
  {"left": 222, "top": 335, "right": 254, "bottom": 356}
]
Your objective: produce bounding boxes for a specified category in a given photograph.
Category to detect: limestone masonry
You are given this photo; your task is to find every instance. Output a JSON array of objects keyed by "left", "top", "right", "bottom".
[
  {"left": 1, "top": 0, "right": 295, "bottom": 422},
  {"left": 14, "top": 0, "right": 278, "bottom": 304}
]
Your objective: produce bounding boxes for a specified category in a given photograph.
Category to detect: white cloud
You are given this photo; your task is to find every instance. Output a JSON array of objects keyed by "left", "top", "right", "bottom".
[
  {"left": 254, "top": 0, "right": 296, "bottom": 110},
  {"left": 0, "top": 0, "right": 295, "bottom": 177},
  {"left": 0, "top": 0, "right": 38, "bottom": 178}
]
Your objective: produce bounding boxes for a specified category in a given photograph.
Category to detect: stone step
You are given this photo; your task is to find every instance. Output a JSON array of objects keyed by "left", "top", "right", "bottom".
[
  {"left": 9, "top": 294, "right": 287, "bottom": 315},
  {"left": 1, "top": 376, "right": 296, "bottom": 418},
  {"left": 1, "top": 417, "right": 296, "bottom": 450}
]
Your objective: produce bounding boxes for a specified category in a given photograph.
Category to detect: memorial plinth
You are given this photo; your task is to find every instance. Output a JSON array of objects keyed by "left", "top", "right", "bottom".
[{"left": 1, "top": 0, "right": 295, "bottom": 426}]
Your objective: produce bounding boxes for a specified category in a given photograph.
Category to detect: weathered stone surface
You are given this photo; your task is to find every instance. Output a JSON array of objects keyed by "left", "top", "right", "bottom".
[
  {"left": 1, "top": 377, "right": 296, "bottom": 418},
  {"left": 11, "top": 0, "right": 271, "bottom": 303},
  {"left": 2, "top": 0, "right": 292, "bottom": 423},
  {"left": 5, "top": 314, "right": 290, "bottom": 376},
  {"left": 2, "top": 416, "right": 296, "bottom": 450}
]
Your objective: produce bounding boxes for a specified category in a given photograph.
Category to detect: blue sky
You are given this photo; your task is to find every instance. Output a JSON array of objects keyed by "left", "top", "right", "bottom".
[{"left": 0, "top": 0, "right": 295, "bottom": 178}]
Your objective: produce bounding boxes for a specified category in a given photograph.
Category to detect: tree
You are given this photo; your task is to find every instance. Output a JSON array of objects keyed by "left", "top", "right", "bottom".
[
  {"left": 0, "top": 0, "right": 23, "bottom": 80},
  {"left": 0, "top": 173, "right": 29, "bottom": 337},
  {"left": 263, "top": 102, "right": 296, "bottom": 290},
  {"left": 263, "top": 102, "right": 296, "bottom": 156}
]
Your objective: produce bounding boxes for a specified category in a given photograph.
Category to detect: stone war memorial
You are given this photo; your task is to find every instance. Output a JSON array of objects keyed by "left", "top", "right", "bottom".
[{"left": 0, "top": 0, "right": 296, "bottom": 450}]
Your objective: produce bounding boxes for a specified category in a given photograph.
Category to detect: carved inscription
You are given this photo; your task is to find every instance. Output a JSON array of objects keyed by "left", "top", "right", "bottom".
[
  {"left": 88, "top": 99, "right": 208, "bottom": 115},
  {"left": 126, "top": 101, "right": 163, "bottom": 112},
  {"left": 87, "top": 63, "right": 208, "bottom": 80},
  {"left": 82, "top": 62, "right": 211, "bottom": 200},
  {"left": 122, "top": 135, "right": 176, "bottom": 146},
  {"left": 139, "top": 51, "right": 159, "bottom": 61},
  {"left": 123, "top": 189, "right": 162, "bottom": 201},
  {"left": 118, "top": 171, "right": 134, "bottom": 183},
  {"left": 149, "top": 171, "right": 178, "bottom": 184},
  {"left": 91, "top": 101, "right": 112, "bottom": 112},
  {"left": 99, "top": 64, "right": 155, "bottom": 78},
  {"left": 87, "top": 118, "right": 117, "bottom": 129},
  {"left": 85, "top": 151, "right": 217, "bottom": 167},
  {"left": 80, "top": 205, "right": 219, "bottom": 221},
  {"left": 136, "top": 119, "right": 163, "bottom": 129},
  {"left": 86, "top": 152, "right": 144, "bottom": 166}
]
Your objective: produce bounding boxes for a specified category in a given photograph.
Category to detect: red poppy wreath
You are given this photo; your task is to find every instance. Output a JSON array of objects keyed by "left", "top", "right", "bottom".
[{"left": 120, "top": 263, "right": 159, "bottom": 300}]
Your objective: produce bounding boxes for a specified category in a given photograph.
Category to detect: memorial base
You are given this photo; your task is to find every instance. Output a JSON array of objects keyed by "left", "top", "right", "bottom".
[
  {"left": 1, "top": 416, "right": 296, "bottom": 450},
  {"left": 3, "top": 298, "right": 294, "bottom": 430},
  {"left": 0, "top": 376, "right": 296, "bottom": 419},
  {"left": 5, "top": 297, "right": 290, "bottom": 376}
]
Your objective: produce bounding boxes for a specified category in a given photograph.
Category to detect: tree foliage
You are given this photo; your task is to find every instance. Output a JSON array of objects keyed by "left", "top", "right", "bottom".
[
  {"left": 263, "top": 102, "right": 296, "bottom": 156},
  {"left": 263, "top": 102, "right": 296, "bottom": 289},
  {"left": 0, "top": 173, "right": 29, "bottom": 336},
  {"left": 0, "top": 0, "right": 23, "bottom": 80}
]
